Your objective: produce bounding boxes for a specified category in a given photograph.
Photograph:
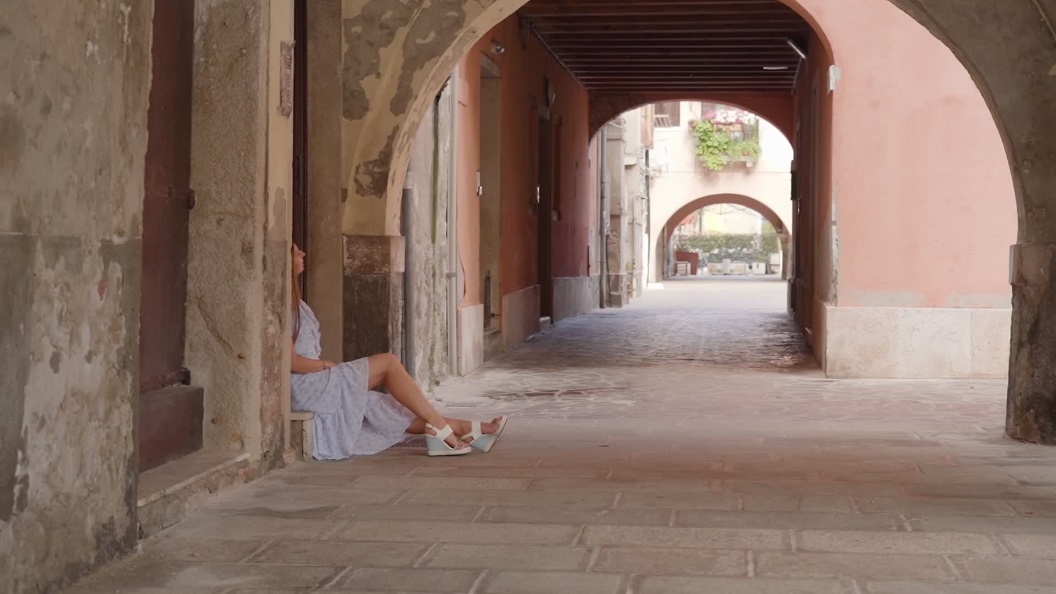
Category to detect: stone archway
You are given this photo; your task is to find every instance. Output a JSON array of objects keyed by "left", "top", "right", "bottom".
[
  {"left": 877, "top": 0, "right": 1056, "bottom": 442},
  {"left": 658, "top": 193, "right": 793, "bottom": 280},
  {"left": 340, "top": 0, "right": 1056, "bottom": 442}
]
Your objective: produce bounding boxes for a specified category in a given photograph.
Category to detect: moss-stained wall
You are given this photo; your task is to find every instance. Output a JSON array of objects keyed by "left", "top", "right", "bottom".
[
  {"left": 340, "top": 0, "right": 521, "bottom": 237},
  {"left": 0, "top": 2, "right": 152, "bottom": 591}
]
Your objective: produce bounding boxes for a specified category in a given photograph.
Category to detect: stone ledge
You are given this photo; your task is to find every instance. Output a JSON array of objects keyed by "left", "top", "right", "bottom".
[
  {"left": 137, "top": 449, "right": 255, "bottom": 538},
  {"left": 290, "top": 410, "right": 315, "bottom": 461}
]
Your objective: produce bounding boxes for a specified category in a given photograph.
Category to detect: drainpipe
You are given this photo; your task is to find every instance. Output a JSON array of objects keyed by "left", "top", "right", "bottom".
[
  {"left": 447, "top": 68, "right": 460, "bottom": 376},
  {"left": 598, "top": 127, "right": 609, "bottom": 309},
  {"left": 644, "top": 148, "right": 651, "bottom": 286},
  {"left": 402, "top": 164, "right": 416, "bottom": 378}
]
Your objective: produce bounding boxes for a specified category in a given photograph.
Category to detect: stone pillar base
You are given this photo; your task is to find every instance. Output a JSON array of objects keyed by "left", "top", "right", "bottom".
[
  {"left": 342, "top": 234, "right": 405, "bottom": 361},
  {"left": 1008, "top": 243, "right": 1056, "bottom": 443},
  {"left": 608, "top": 273, "right": 628, "bottom": 308},
  {"left": 824, "top": 304, "right": 1010, "bottom": 379}
]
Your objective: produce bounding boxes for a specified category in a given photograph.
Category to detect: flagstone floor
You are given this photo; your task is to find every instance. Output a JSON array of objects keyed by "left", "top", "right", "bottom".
[{"left": 66, "top": 278, "right": 1056, "bottom": 594}]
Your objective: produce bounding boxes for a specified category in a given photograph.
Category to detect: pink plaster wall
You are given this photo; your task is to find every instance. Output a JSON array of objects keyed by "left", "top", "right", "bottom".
[
  {"left": 457, "top": 18, "right": 593, "bottom": 305},
  {"left": 457, "top": 52, "right": 482, "bottom": 308},
  {"left": 790, "top": 0, "right": 1016, "bottom": 310}
]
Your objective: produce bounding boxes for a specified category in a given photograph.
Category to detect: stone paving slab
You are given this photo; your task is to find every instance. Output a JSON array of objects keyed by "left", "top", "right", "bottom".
[
  {"left": 65, "top": 280, "right": 1056, "bottom": 593},
  {"left": 863, "top": 583, "right": 1053, "bottom": 594},
  {"left": 336, "top": 568, "right": 481, "bottom": 592},
  {"left": 635, "top": 575, "right": 849, "bottom": 594},
  {"left": 674, "top": 509, "right": 902, "bottom": 531},
  {"left": 423, "top": 544, "right": 592, "bottom": 571},
  {"left": 480, "top": 571, "right": 624, "bottom": 594},
  {"left": 754, "top": 551, "right": 956, "bottom": 581},
  {"left": 592, "top": 546, "right": 747, "bottom": 576}
]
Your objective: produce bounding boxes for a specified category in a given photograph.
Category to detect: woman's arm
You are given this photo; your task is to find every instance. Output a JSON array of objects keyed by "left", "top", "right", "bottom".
[{"left": 291, "top": 338, "right": 337, "bottom": 374}]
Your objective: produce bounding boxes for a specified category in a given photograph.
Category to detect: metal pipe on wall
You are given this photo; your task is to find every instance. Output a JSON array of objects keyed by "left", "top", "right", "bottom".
[
  {"left": 446, "top": 68, "right": 460, "bottom": 376},
  {"left": 401, "top": 164, "right": 416, "bottom": 377},
  {"left": 598, "top": 128, "right": 609, "bottom": 309}
]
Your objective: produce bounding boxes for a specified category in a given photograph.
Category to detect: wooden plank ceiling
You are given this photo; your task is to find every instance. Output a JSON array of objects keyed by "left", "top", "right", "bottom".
[{"left": 518, "top": 0, "right": 812, "bottom": 93}]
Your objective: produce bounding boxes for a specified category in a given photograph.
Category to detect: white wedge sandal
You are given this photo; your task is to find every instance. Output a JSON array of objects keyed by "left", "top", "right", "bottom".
[
  {"left": 424, "top": 423, "right": 472, "bottom": 457},
  {"left": 459, "top": 416, "right": 509, "bottom": 453}
]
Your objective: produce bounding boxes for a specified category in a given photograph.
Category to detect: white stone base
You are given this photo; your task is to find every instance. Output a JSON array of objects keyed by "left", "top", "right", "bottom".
[
  {"left": 824, "top": 305, "right": 1011, "bottom": 379},
  {"left": 553, "top": 275, "right": 599, "bottom": 323},
  {"left": 502, "top": 285, "right": 540, "bottom": 352},
  {"left": 457, "top": 304, "right": 484, "bottom": 376}
]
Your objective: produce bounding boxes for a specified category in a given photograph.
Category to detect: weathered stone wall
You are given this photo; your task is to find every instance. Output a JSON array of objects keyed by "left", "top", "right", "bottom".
[
  {"left": 406, "top": 94, "right": 454, "bottom": 388},
  {"left": 0, "top": 2, "right": 152, "bottom": 591},
  {"left": 337, "top": 0, "right": 518, "bottom": 359}
]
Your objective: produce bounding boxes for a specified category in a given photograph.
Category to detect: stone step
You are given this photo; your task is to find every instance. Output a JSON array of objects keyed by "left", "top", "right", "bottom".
[{"left": 290, "top": 410, "right": 315, "bottom": 461}]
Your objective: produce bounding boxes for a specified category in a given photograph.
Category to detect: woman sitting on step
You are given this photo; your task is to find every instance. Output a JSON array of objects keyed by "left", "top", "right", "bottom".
[{"left": 289, "top": 243, "right": 507, "bottom": 459}]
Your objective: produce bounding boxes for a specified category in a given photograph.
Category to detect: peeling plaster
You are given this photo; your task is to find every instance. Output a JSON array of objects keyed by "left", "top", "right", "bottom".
[
  {"left": 391, "top": 0, "right": 467, "bottom": 117},
  {"left": 341, "top": 0, "right": 419, "bottom": 121},
  {"left": 355, "top": 129, "right": 396, "bottom": 199}
]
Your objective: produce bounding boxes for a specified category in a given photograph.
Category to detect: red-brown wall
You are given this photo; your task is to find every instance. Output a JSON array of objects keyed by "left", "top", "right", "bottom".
[{"left": 457, "top": 17, "right": 593, "bottom": 305}]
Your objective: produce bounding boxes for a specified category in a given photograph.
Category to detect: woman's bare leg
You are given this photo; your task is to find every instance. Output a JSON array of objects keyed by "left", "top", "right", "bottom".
[{"left": 367, "top": 353, "right": 466, "bottom": 448}]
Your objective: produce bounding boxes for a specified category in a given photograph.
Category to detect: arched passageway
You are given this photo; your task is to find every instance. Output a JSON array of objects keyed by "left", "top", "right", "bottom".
[
  {"left": 335, "top": 0, "right": 1032, "bottom": 431},
  {"left": 10, "top": 2, "right": 1056, "bottom": 591},
  {"left": 9, "top": 1, "right": 1056, "bottom": 591}
]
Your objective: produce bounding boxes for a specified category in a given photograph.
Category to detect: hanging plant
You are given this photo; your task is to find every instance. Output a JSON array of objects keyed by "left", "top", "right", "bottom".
[
  {"left": 692, "top": 120, "right": 731, "bottom": 171},
  {"left": 692, "top": 116, "right": 762, "bottom": 171}
]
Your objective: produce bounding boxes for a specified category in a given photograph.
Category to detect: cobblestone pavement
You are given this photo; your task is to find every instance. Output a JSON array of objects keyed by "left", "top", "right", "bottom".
[{"left": 68, "top": 279, "right": 1056, "bottom": 593}]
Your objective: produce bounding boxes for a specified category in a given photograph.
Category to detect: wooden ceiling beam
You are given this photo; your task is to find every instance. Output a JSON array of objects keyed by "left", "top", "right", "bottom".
[
  {"left": 585, "top": 85, "right": 794, "bottom": 92},
  {"left": 561, "top": 55, "right": 800, "bottom": 63},
  {"left": 540, "top": 27, "right": 808, "bottom": 37},
  {"left": 577, "top": 79, "right": 798, "bottom": 84},
  {"left": 521, "top": 0, "right": 786, "bottom": 14},
  {"left": 572, "top": 66, "right": 797, "bottom": 74},
  {"left": 532, "top": 17, "right": 806, "bottom": 28},
  {"left": 546, "top": 34, "right": 806, "bottom": 46}
]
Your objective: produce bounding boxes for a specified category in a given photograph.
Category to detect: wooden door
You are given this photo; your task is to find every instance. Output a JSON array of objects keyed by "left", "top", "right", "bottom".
[
  {"left": 139, "top": 0, "right": 200, "bottom": 472},
  {"left": 293, "top": 0, "right": 308, "bottom": 281}
]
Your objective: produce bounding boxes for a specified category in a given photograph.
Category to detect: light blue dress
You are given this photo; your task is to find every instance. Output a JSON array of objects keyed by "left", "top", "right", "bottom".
[{"left": 291, "top": 301, "right": 416, "bottom": 460}]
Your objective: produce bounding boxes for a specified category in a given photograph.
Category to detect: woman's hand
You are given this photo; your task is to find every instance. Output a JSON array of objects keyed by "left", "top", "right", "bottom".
[{"left": 292, "top": 337, "right": 340, "bottom": 374}]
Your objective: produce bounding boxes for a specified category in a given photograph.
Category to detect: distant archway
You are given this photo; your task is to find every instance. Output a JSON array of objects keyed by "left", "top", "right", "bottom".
[{"left": 658, "top": 193, "right": 792, "bottom": 281}]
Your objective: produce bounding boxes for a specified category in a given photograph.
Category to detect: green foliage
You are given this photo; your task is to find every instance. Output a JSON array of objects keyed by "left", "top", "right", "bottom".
[
  {"left": 692, "top": 120, "right": 731, "bottom": 171},
  {"left": 692, "top": 119, "right": 762, "bottom": 171},
  {"left": 760, "top": 221, "right": 779, "bottom": 254},
  {"left": 676, "top": 225, "right": 780, "bottom": 264}
]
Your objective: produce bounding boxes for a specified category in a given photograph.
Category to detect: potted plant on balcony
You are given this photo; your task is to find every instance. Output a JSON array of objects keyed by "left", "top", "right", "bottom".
[{"left": 691, "top": 107, "right": 762, "bottom": 171}]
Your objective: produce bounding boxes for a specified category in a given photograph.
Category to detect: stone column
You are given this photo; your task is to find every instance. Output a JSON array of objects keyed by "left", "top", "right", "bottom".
[
  {"left": 1008, "top": 243, "right": 1056, "bottom": 443},
  {"left": 187, "top": 0, "right": 292, "bottom": 468},
  {"left": 342, "top": 234, "right": 406, "bottom": 360},
  {"left": 606, "top": 124, "right": 628, "bottom": 307}
]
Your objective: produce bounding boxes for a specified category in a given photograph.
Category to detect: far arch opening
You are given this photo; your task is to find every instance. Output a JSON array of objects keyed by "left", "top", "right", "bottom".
[{"left": 658, "top": 193, "right": 793, "bottom": 282}]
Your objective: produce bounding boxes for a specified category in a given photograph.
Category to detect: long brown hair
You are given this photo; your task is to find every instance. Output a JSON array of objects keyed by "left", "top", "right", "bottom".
[{"left": 291, "top": 243, "right": 302, "bottom": 340}]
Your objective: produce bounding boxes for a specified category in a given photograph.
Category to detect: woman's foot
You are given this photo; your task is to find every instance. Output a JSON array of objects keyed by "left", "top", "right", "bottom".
[
  {"left": 452, "top": 417, "right": 504, "bottom": 444},
  {"left": 457, "top": 416, "right": 509, "bottom": 453},
  {"left": 425, "top": 423, "right": 469, "bottom": 451}
]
